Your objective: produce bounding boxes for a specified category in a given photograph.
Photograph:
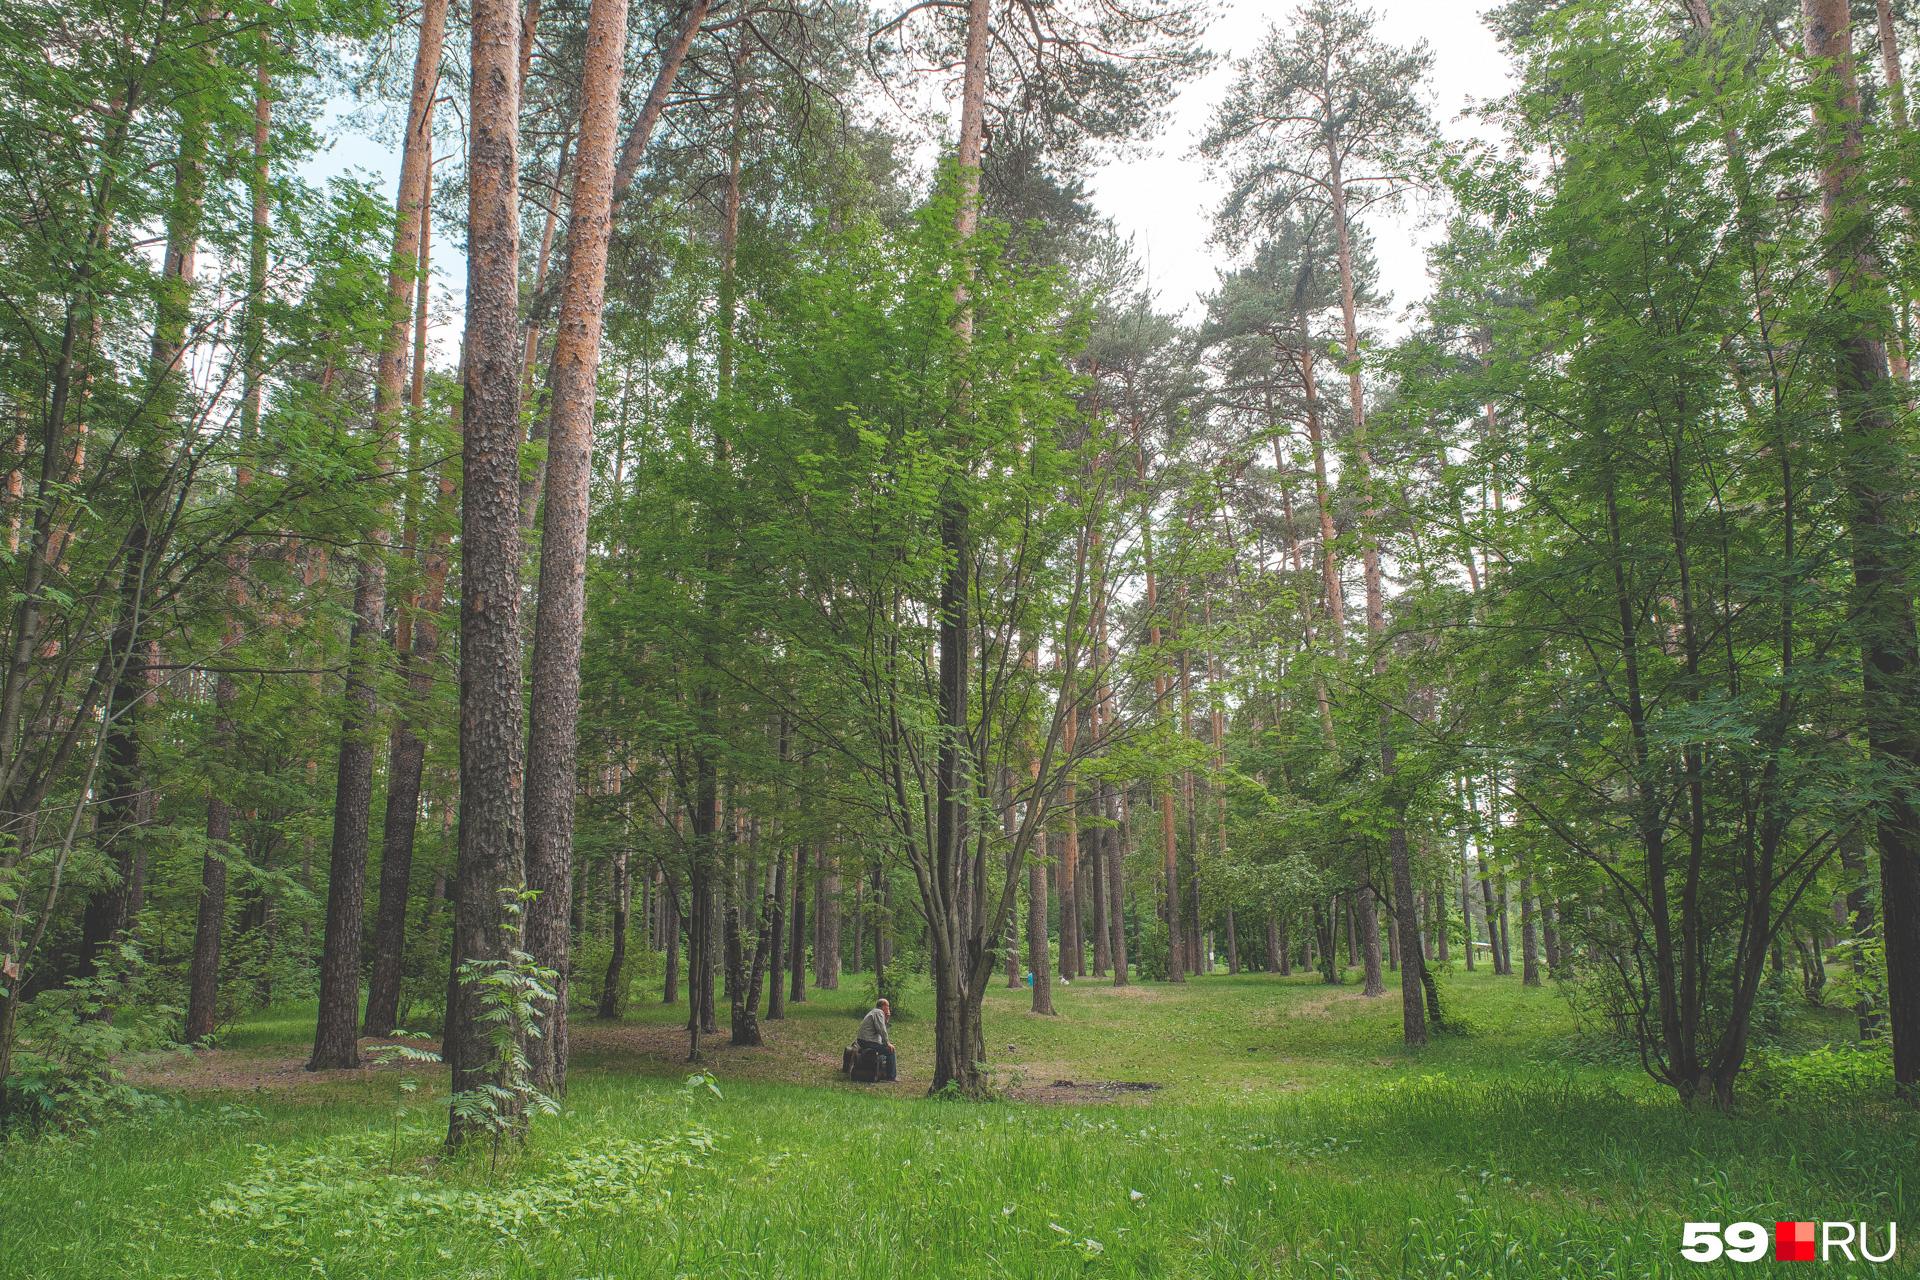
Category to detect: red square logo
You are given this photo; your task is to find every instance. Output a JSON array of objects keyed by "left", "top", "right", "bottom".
[{"left": 1775, "top": 1221, "right": 1816, "bottom": 1262}]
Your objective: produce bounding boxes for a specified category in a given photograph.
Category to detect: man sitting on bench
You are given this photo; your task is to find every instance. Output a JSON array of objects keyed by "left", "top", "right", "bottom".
[{"left": 857, "top": 998, "right": 897, "bottom": 1082}]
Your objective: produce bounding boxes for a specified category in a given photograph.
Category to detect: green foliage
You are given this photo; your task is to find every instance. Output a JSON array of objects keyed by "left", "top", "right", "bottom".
[
  {"left": 448, "top": 889, "right": 560, "bottom": 1165},
  {"left": 1746, "top": 1041, "right": 1897, "bottom": 1106},
  {"left": 200, "top": 1118, "right": 717, "bottom": 1263},
  {"left": 2, "top": 974, "right": 1909, "bottom": 1279},
  {"left": 868, "top": 965, "right": 908, "bottom": 1021},
  {"left": 570, "top": 935, "right": 662, "bottom": 1020},
  {"left": 1132, "top": 919, "right": 1173, "bottom": 982},
  {"left": 2, "top": 944, "right": 177, "bottom": 1134}
]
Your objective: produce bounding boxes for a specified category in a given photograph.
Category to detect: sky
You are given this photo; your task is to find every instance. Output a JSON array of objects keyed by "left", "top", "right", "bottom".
[
  {"left": 1087, "top": 0, "right": 1510, "bottom": 324},
  {"left": 303, "top": 0, "right": 1513, "bottom": 358}
]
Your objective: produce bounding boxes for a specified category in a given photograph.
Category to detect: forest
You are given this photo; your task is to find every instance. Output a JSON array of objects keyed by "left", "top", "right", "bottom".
[{"left": 2, "top": 0, "right": 1918, "bottom": 1275}]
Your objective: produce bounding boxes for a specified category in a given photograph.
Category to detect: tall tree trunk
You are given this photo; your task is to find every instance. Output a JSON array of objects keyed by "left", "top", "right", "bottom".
[
  {"left": 187, "top": 51, "right": 273, "bottom": 1045},
  {"left": 788, "top": 842, "right": 806, "bottom": 1003},
  {"left": 1875, "top": 0, "right": 1914, "bottom": 380},
  {"left": 517, "top": 131, "right": 570, "bottom": 532},
  {"left": 662, "top": 865, "right": 681, "bottom": 1004},
  {"left": 1179, "top": 632, "right": 1199, "bottom": 977},
  {"left": 1106, "top": 781, "right": 1129, "bottom": 985},
  {"left": 1324, "top": 135, "right": 1396, "bottom": 1009},
  {"left": 597, "top": 846, "right": 628, "bottom": 1018},
  {"left": 312, "top": 0, "right": 447, "bottom": 1070},
  {"left": 766, "top": 836, "right": 787, "bottom": 1020},
  {"left": 522, "top": 0, "right": 631, "bottom": 1095},
  {"left": 1058, "top": 681, "right": 1079, "bottom": 981},
  {"left": 82, "top": 47, "right": 213, "bottom": 978},
  {"left": 1496, "top": 871, "right": 1513, "bottom": 973},
  {"left": 1028, "top": 823, "right": 1054, "bottom": 1013},
  {"left": 446, "top": 0, "right": 528, "bottom": 1143},
  {"left": 1140, "top": 439, "right": 1182, "bottom": 982},
  {"left": 1804, "top": 0, "right": 1920, "bottom": 1093},
  {"left": 1457, "top": 780, "right": 1476, "bottom": 973},
  {"left": 924, "top": 0, "right": 992, "bottom": 1098},
  {"left": 1520, "top": 875, "right": 1541, "bottom": 987},
  {"left": 815, "top": 845, "right": 840, "bottom": 987},
  {"left": 366, "top": 114, "right": 445, "bottom": 1041}
]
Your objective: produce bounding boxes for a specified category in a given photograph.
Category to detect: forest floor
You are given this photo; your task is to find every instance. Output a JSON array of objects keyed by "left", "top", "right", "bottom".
[{"left": 5, "top": 966, "right": 1913, "bottom": 1278}]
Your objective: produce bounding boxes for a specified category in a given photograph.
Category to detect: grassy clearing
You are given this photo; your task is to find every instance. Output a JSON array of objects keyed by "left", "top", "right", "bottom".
[{"left": 3, "top": 968, "right": 1911, "bottom": 1278}]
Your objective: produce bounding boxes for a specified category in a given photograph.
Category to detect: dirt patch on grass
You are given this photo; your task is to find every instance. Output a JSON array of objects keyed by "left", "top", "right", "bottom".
[
  {"left": 1068, "top": 983, "right": 1169, "bottom": 1002},
  {"left": 130, "top": 1022, "right": 918, "bottom": 1097},
  {"left": 1270, "top": 984, "right": 1372, "bottom": 1020},
  {"left": 1004, "top": 1077, "right": 1164, "bottom": 1105},
  {"left": 125, "top": 1038, "right": 441, "bottom": 1093}
]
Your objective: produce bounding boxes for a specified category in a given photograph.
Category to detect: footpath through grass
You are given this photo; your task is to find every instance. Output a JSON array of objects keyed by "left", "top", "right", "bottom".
[{"left": 2, "top": 969, "right": 1913, "bottom": 1278}]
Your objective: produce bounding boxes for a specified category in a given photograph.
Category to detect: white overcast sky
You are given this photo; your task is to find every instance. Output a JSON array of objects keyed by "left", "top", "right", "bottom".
[{"left": 305, "top": 0, "right": 1509, "bottom": 355}]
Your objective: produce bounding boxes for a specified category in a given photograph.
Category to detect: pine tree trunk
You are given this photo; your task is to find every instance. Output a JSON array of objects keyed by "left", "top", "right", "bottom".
[
  {"left": 1058, "top": 691, "right": 1079, "bottom": 981},
  {"left": 1494, "top": 875, "right": 1513, "bottom": 972},
  {"left": 446, "top": 0, "right": 529, "bottom": 1144},
  {"left": 662, "top": 870, "right": 680, "bottom": 1004},
  {"left": 767, "top": 839, "right": 787, "bottom": 1020},
  {"left": 816, "top": 847, "right": 840, "bottom": 988},
  {"left": 523, "top": 0, "right": 632, "bottom": 1095},
  {"left": 83, "top": 63, "right": 213, "bottom": 980},
  {"left": 187, "top": 738, "right": 233, "bottom": 1044},
  {"left": 598, "top": 847, "right": 628, "bottom": 1018},
  {"left": 365, "top": 155, "right": 444, "bottom": 1038},
  {"left": 788, "top": 843, "right": 806, "bottom": 1004},
  {"left": 1106, "top": 782, "right": 1129, "bottom": 985},
  {"left": 1089, "top": 815, "right": 1109, "bottom": 976},
  {"left": 1029, "top": 829, "right": 1054, "bottom": 1013},
  {"left": 1803, "top": 0, "right": 1920, "bottom": 1096},
  {"left": 314, "top": 0, "right": 448, "bottom": 1070},
  {"left": 187, "top": 52, "right": 272, "bottom": 1045}
]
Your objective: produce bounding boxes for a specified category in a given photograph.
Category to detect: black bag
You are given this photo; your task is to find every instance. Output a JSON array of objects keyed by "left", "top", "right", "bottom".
[
  {"left": 841, "top": 1045, "right": 857, "bottom": 1076},
  {"left": 851, "top": 1045, "right": 882, "bottom": 1084}
]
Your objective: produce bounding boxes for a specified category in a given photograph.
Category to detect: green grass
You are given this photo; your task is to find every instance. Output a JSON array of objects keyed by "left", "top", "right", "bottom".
[{"left": 3, "top": 967, "right": 1912, "bottom": 1278}]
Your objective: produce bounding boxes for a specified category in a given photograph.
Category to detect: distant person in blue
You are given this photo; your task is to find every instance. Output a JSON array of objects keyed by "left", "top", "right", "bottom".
[
  {"left": 857, "top": 998, "right": 897, "bottom": 1082},
  {"left": 1024, "top": 970, "right": 1035, "bottom": 988}
]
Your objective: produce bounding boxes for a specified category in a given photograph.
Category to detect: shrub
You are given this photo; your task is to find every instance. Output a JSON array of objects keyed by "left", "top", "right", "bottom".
[
  {"left": 1133, "top": 920, "right": 1172, "bottom": 981},
  {"left": 2, "top": 942, "right": 178, "bottom": 1134},
  {"left": 570, "top": 932, "right": 663, "bottom": 1018},
  {"left": 869, "top": 965, "right": 908, "bottom": 1020},
  {"left": 1745, "top": 1041, "right": 1893, "bottom": 1105}
]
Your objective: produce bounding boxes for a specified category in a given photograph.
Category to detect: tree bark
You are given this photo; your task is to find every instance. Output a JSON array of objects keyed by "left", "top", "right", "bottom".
[
  {"left": 1058, "top": 682, "right": 1079, "bottom": 980},
  {"left": 766, "top": 836, "right": 787, "bottom": 1020},
  {"left": 1028, "top": 825, "right": 1054, "bottom": 1013},
  {"left": 815, "top": 845, "right": 840, "bottom": 987},
  {"left": 1804, "top": 0, "right": 1920, "bottom": 1093},
  {"left": 82, "top": 50, "right": 213, "bottom": 979},
  {"left": 597, "top": 847, "right": 628, "bottom": 1018},
  {"left": 662, "top": 865, "right": 681, "bottom": 1004},
  {"left": 313, "top": 0, "right": 447, "bottom": 1070},
  {"left": 446, "top": 0, "right": 528, "bottom": 1143},
  {"left": 788, "top": 842, "right": 806, "bottom": 1003},
  {"left": 187, "top": 51, "right": 272, "bottom": 1045},
  {"left": 522, "top": 0, "right": 631, "bottom": 1095},
  {"left": 1140, "top": 440, "right": 1181, "bottom": 982},
  {"left": 365, "top": 142, "right": 445, "bottom": 1038}
]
